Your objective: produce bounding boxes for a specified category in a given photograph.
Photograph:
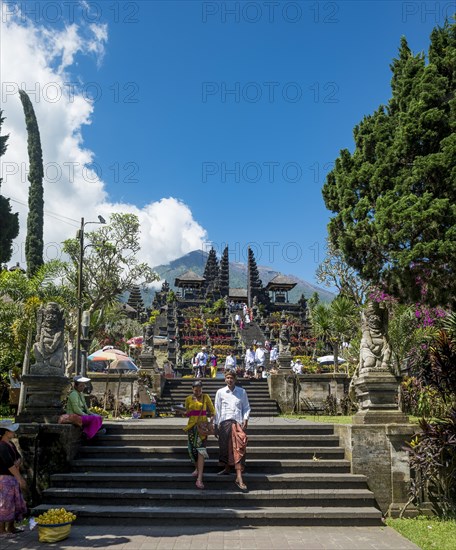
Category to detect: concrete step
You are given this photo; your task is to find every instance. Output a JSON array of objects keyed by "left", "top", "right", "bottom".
[
  {"left": 42, "top": 487, "right": 377, "bottom": 508},
  {"left": 157, "top": 398, "right": 276, "bottom": 406},
  {"left": 77, "top": 446, "right": 345, "bottom": 460},
  {"left": 156, "top": 407, "right": 280, "bottom": 417},
  {"left": 33, "top": 411, "right": 383, "bottom": 526},
  {"left": 32, "top": 504, "right": 382, "bottom": 526},
  {"left": 160, "top": 389, "right": 272, "bottom": 395},
  {"left": 71, "top": 458, "right": 352, "bottom": 473},
  {"left": 51, "top": 472, "right": 370, "bottom": 490},
  {"left": 164, "top": 383, "right": 271, "bottom": 388},
  {"left": 89, "top": 434, "right": 341, "bottom": 447},
  {"left": 102, "top": 422, "right": 335, "bottom": 436}
]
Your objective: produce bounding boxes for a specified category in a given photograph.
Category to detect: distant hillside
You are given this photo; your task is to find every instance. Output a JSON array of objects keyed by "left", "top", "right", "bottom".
[{"left": 141, "top": 250, "right": 334, "bottom": 306}]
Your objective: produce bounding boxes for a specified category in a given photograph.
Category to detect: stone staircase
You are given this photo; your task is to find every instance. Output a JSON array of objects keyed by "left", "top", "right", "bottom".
[
  {"left": 156, "top": 378, "right": 279, "bottom": 417},
  {"left": 34, "top": 419, "right": 382, "bottom": 526},
  {"left": 237, "top": 319, "right": 267, "bottom": 348}
]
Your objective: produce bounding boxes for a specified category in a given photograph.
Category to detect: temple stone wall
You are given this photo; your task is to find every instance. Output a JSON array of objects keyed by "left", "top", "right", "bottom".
[
  {"left": 334, "top": 423, "right": 416, "bottom": 515},
  {"left": 17, "top": 424, "right": 81, "bottom": 505},
  {"left": 268, "top": 373, "right": 349, "bottom": 414},
  {"left": 86, "top": 373, "right": 165, "bottom": 406}
]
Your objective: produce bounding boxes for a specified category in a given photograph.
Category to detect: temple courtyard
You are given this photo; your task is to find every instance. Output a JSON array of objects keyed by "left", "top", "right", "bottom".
[{"left": 2, "top": 520, "right": 418, "bottom": 549}]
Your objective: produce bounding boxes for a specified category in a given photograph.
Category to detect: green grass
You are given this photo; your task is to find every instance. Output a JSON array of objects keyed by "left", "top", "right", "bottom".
[
  {"left": 387, "top": 517, "right": 456, "bottom": 550},
  {"left": 279, "top": 414, "right": 421, "bottom": 424},
  {"left": 279, "top": 414, "right": 353, "bottom": 424}
]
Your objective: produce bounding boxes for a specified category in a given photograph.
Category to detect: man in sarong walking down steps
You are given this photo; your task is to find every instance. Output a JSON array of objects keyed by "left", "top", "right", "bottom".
[{"left": 214, "top": 371, "right": 250, "bottom": 491}]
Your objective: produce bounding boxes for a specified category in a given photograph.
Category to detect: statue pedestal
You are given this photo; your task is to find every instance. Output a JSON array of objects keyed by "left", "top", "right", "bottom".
[
  {"left": 353, "top": 370, "right": 408, "bottom": 424},
  {"left": 278, "top": 352, "right": 292, "bottom": 371},
  {"left": 139, "top": 351, "right": 158, "bottom": 371},
  {"left": 16, "top": 374, "right": 70, "bottom": 423}
]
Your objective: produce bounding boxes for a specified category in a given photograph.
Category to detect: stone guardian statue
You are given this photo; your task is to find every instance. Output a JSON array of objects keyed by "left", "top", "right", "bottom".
[{"left": 31, "top": 302, "right": 65, "bottom": 375}]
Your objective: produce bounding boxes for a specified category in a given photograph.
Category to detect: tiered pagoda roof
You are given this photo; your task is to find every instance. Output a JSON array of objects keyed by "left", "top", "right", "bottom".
[
  {"left": 265, "top": 275, "right": 297, "bottom": 291},
  {"left": 174, "top": 270, "right": 205, "bottom": 287}
]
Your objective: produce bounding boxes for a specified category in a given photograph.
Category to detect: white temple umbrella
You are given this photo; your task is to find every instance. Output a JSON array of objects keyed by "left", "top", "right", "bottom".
[{"left": 317, "top": 355, "right": 346, "bottom": 365}]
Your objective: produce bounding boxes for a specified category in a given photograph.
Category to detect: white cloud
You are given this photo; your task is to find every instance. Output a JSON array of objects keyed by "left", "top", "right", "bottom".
[
  {"left": 98, "top": 198, "right": 207, "bottom": 267},
  {"left": 0, "top": 3, "right": 207, "bottom": 269}
]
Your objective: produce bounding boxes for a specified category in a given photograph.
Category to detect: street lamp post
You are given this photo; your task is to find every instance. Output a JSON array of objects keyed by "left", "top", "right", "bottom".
[{"left": 75, "top": 215, "right": 106, "bottom": 376}]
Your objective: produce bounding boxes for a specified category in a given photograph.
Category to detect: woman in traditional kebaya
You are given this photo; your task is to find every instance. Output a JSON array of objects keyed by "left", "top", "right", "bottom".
[
  {"left": 66, "top": 376, "right": 104, "bottom": 439},
  {"left": 183, "top": 380, "right": 215, "bottom": 489},
  {"left": 0, "top": 421, "right": 27, "bottom": 537}
]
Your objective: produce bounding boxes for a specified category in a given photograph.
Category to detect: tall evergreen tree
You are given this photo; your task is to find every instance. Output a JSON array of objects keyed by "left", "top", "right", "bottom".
[
  {"left": 322, "top": 22, "right": 456, "bottom": 306},
  {"left": 219, "top": 246, "right": 229, "bottom": 297},
  {"left": 203, "top": 247, "right": 220, "bottom": 295},
  {"left": 0, "top": 110, "right": 19, "bottom": 264},
  {"left": 19, "top": 90, "right": 44, "bottom": 277}
]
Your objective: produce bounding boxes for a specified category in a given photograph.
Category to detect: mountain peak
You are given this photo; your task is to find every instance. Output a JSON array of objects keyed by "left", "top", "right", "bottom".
[{"left": 151, "top": 250, "right": 333, "bottom": 303}]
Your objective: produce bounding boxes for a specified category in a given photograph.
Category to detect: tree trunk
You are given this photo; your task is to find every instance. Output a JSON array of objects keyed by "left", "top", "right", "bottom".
[{"left": 18, "top": 327, "right": 33, "bottom": 415}]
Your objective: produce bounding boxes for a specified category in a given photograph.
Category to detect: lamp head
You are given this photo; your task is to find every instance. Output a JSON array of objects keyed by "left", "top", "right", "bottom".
[{"left": 98, "top": 215, "right": 106, "bottom": 224}]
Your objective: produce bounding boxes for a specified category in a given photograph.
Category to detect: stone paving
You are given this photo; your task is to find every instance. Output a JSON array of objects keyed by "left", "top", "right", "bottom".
[{"left": 1, "top": 524, "right": 419, "bottom": 549}]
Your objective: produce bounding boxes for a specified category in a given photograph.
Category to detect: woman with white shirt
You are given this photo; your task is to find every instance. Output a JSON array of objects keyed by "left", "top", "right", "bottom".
[{"left": 214, "top": 371, "right": 251, "bottom": 491}]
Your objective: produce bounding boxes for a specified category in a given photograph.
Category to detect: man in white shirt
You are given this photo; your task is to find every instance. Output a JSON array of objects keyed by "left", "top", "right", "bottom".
[
  {"left": 269, "top": 345, "right": 279, "bottom": 365},
  {"left": 214, "top": 371, "right": 250, "bottom": 490},
  {"left": 244, "top": 347, "right": 255, "bottom": 378},
  {"left": 292, "top": 359, "right": 303, "bottom": 375},
  {"left": 195, "top": 347, "right": 208, "bottom": 378},
  {"left": 224, "top": 350, "right": 237, "bottom": 373},
  {"left": 254, "top": 342, "right": 266, "bottom": 379}
]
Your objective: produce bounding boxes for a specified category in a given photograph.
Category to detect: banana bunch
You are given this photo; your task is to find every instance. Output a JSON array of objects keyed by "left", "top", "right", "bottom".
[
  {"left": 89, "top": 406, "right": 109, "bottom": 417},
  {"left": 35, "top": 508, "right": 77, "bottom": 525}
]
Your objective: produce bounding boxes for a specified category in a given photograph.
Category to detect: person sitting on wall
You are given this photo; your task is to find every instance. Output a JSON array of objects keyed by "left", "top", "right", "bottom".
[{"left": 66, "top": 376, "right": 105, "bottom": 439}]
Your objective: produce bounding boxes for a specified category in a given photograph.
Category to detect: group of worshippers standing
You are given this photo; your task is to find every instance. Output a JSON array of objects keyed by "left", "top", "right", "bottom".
[
  {"left": 183, "top": 371, "right": 250, "bottom": 491},
  {"left": 233, "top": 302, "right": 252, "bottom": 330},
  {"left": 243, "top": 340, "right": 279, "bottom": 379},
  {"left": 191, "top": 347, "right": 218, "bottom": 378},
  {"left": 191, "top": 340, "right": 279, "bottom": 380}
]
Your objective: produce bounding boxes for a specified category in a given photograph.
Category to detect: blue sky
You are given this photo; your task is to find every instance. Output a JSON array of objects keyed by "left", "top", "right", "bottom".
[{"left": 2, "top": 0, "right": 448, "bottom": 286}]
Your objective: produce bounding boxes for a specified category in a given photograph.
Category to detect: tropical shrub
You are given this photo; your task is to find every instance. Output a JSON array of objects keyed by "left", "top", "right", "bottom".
[
  {"left": 405, "top": 410, "right": 456, "bottom": 518},
  {"left": 401, "top": 376, "right": 448, "bottom": 418},
  {"left": 324, "top": 394, "right": 338, "bottom": 415},
  {"left": 404, "top": 327, "right": 456, "bottom": 517}
]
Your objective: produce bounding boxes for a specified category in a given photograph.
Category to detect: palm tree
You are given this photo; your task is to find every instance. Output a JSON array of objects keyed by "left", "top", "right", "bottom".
[
  {"left": 329, "top": 296, "right": 358, "bottom": 373},
  {"left": 310, "top": 304, "right": 332, "bottom": 359},
  {"left": 310, "top": 296, "right": 359, "bottom": 373}
]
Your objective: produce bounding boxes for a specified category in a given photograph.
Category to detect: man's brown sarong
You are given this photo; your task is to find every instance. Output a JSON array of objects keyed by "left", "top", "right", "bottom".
[{"left": 218, "top": 419, "right": 248, "bottom": 470}]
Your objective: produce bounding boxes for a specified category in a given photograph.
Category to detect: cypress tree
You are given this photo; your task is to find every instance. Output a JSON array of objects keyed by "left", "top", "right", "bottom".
[
  {"left": 19, "top": 90, "right": 44, "bottom": 277},
  {"left": 322, "top": 22, "right": 456, "bottom": 306},
  {"left": 0, "top": 110, "right": 19, "bottom": 263}
]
